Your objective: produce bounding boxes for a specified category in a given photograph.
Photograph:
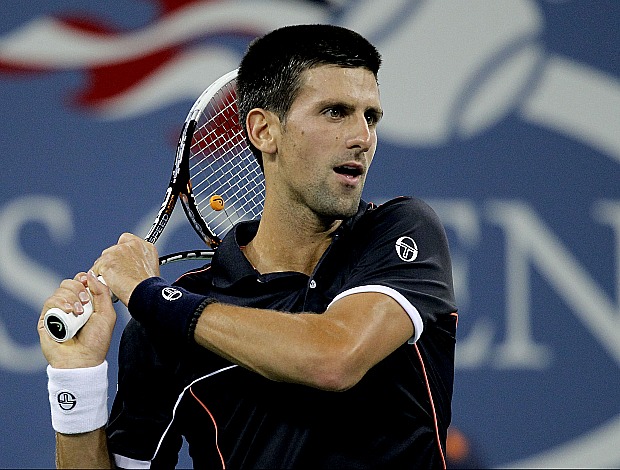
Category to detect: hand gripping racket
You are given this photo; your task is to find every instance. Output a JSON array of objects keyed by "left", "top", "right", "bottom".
[{"left": 44, "top": 69, "right": 265, "bottom": 342}]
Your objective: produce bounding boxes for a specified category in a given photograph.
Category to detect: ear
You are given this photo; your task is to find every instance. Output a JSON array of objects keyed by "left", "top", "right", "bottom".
[{"left": 246, "top": 108, "right": 278, "bottom": 156}]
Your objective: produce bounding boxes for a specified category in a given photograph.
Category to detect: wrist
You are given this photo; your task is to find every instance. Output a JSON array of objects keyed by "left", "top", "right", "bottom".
[
  {"left": 47, "top": 361, "right": 108, "bottom": 434},
  {"left": 49, "top": 358, "right": 106, "bottom": 370},
  {"left": 128, "top": 277, "right": 216, "bottom": 344}
]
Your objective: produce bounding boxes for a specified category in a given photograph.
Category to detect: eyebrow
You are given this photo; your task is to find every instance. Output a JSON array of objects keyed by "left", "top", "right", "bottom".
[{"left": 318, "top": 100, "right": 384, "bottom": 119}]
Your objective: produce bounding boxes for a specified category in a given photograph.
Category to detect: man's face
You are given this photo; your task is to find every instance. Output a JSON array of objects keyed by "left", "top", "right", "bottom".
[{"left": 269, "top": 65, "right": 382, "bottom": 221}]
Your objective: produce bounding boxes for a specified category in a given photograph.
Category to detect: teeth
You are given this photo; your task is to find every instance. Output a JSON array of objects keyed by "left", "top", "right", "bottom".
[{"left": 335, "top": 165, "right": 361, "bottom": 176}]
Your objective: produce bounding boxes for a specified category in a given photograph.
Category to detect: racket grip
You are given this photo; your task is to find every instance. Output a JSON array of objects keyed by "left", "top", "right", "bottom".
[
  {"left": 44, "top": 298, "right": 93, "bottom": 343},
  {"left": 44, "top": 276, "right": 110, "bottom": 342}
]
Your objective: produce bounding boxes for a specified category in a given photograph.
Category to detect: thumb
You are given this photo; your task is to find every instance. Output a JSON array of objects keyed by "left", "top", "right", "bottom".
[
  {"left": 76, "top": 271, "right": 116, "bottom": 361},
  {"left": 86, "top": 270, "right": 117, "bottom": 333},
  {"left": 87, "top": 271, "right": 113, "bottom": 310}
]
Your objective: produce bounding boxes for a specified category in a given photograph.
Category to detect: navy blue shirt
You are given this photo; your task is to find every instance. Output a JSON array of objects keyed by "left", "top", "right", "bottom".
[{"left": 107, "top": 197, "right": 457, "bottom": 469}]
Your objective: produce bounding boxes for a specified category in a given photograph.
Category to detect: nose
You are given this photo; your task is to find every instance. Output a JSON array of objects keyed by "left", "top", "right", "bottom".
[{"left": 346, "top": 114, "right": 374, "bottom": 152}]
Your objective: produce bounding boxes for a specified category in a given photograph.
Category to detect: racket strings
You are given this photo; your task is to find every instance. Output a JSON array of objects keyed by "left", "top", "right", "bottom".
[
  {"left": 198, "top": 152, "right": 261, "bottom": 203},
  {"left": 188, "top": 80, "right": 265, "bottom": 241},
  {"left": 195, "top": 155, "right": 263, "bottom": 229},
  {"left": 192, "top": 120, "right": 261, "bottom": 204}
]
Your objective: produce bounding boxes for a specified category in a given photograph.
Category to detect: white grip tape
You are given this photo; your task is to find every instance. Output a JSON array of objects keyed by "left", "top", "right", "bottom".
[
  {"left": 44, "top": 276, "right": 108, "bottom": 342},
  {"left": 44, "top": 295, "right": 93, "bottom": 343},
  {"left": 47, "top": 361, "right": 109, "bottom": 434}
]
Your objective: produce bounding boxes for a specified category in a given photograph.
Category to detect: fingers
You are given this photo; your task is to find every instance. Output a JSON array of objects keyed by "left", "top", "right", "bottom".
[
  {"left": 117, "top": 232, "right": 142, "bottom": 244},
  {"left": 39, "top": 270, "right": 117, "bottom": 368},
  {"left": 40, "top": 232, "right": 151, "bottom": 318},
  {"left": 86, "top": 270, "right": 108, "bottom": 296},
  {"left": 93, "top": 233, "right": 159, "bottom": 274},
  {"left": 41, "top": 274, "right": 92, "bottom": 317},
  {"left": 90, "top": 233, "right": 160, "bottom": 306},
  {"left": 116, "top": 232, "right": 158, "bottom": 259},
  {"left": 86, "top": 270, "right": 111, "bottom": 303}
]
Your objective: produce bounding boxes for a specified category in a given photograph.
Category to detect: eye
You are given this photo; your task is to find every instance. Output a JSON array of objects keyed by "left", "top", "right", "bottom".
[
  {"left": 325, "top": 107, "right": 344, "bottom": 119},
  {"left": 365, "top": 110, "right": 382, "bottom": 127}
]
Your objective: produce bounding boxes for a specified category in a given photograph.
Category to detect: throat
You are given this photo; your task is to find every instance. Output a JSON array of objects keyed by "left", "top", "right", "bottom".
[{"left": 244, "top": 220, "right": 340, "bottom": 276}]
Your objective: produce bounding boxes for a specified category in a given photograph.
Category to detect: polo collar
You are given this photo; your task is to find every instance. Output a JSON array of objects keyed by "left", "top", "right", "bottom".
[
  {"left": 210, "top": 220, "right": 261, "bottom": 289},
  {"left": 210, "top": 200, "right": 371, "bottom": 289}
]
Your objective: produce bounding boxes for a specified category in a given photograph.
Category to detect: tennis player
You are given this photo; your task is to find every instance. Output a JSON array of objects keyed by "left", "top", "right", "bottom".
[{"left": 39, "top": 24, "right": 457, "bottom": 468}]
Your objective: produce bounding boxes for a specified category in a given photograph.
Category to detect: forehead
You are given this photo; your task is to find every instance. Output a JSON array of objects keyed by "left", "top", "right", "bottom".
[{"left": 293, "top": 65, "right": 381, "bottom": 108}]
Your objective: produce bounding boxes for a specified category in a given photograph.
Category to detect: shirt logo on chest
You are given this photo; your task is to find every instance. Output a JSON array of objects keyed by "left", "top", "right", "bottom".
[{"left": 395, "top": 236, "right": 418, "bottom": 262}]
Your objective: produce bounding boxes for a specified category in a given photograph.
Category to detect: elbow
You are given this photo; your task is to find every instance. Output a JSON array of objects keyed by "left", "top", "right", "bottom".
[
  {"left": 303, "top": 349, "right": 366, "bottom": 392},
  {"left": 313, "top": 372, "right": 360, "bottom": 393}
]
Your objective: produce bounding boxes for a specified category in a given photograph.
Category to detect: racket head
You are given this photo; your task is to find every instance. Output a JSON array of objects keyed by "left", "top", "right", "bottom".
[{"left": 180, "top": 69, "right": 265, "bottom": 248}]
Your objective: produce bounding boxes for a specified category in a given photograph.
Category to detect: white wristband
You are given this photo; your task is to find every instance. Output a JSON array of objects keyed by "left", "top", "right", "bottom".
[{"left": 47, "top": 361, "right": 109, "bottom": 434}]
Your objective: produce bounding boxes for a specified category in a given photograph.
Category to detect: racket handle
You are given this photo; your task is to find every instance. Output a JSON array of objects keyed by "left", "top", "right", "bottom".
[
  {"left": 44, "top": 276, "right": 109, "bottom": 343},
  {"left": 44, "top": 297, "right": 94, "bottom": 343}
]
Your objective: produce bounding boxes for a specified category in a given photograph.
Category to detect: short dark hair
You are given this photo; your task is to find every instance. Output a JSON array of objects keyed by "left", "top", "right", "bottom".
[{"left": 237, "top": 24, "right": 382, "bottom": 165}]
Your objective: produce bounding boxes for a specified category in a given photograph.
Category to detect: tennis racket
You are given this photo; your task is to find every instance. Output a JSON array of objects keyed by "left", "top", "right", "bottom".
[{"left": 44, "top": 69, "right": 265, "bottom": 342}]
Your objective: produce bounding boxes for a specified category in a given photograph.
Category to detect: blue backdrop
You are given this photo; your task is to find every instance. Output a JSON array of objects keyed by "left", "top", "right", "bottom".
[{"left": 1, "top": 1, "right": 618, "bottom": 468}]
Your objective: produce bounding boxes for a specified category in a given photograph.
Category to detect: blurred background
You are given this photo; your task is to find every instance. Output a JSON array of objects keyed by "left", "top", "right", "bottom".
[{"left": 1, "top": 0, "right": 618, "bottom": 468}]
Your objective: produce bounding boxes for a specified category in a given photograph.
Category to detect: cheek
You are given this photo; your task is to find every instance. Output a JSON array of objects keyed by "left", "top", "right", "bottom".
[{"left": 281, "top": 126, "right": 335, "bottom": 169}]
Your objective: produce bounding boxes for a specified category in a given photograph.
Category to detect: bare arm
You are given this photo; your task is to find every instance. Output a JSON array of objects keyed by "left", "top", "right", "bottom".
[
  {"left": 56, "top": 430, "right": 113, "bottom": 469},
  {"left": 93, "top": 233, "right": 415, "bottom": 390},
  {"left": 193, "top": 291, "right": 414, "bottom": 391},
  {"left": 38, "top": 271, "right": 116, "bottom": 469}
]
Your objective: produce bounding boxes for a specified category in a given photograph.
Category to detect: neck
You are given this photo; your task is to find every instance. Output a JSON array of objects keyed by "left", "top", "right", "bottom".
[{"left": 244, "top": 201, "right": 342, "bottom": 276}]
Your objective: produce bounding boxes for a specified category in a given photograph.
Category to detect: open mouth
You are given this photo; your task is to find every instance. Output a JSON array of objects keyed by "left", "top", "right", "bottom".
[{"left": 334, "top": 163, "right": 364, "bottom": 178}]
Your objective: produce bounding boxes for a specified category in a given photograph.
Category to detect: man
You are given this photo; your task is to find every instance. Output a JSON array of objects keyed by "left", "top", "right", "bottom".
[{"left": 39, "top": 24, "right": 457, "bottom": 468}]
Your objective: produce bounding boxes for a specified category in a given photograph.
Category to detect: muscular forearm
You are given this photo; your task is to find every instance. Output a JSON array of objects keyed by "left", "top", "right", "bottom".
[
  {"left": 126, "top": 278, "right": 413, "bottom": 391},
  {"left": 56, "top": 429, "right": 113, "bottom": 469},
  {"left": 194, "top": 303, "right": 351, "bottom": 390},
  {"left": 193, "top": 293, "right": 413, "bottom": 391}
]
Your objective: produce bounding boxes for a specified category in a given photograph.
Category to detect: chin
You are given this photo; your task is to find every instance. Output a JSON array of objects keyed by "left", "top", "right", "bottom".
[{"left": 320, "top": 198, "right": 361, "bottom": 220}]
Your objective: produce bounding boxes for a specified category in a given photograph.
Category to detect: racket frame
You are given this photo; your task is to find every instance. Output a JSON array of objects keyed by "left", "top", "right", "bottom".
[
  {"left": 145, "top": 69, "right": 241, "bottom": 250},
  {"left": 44, "top": 69, "right": 257, "bottom": 342}
]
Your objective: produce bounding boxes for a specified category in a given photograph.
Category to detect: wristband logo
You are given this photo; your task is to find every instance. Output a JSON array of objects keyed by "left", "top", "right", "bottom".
[
  {"left": 56, "top": 391, "right": 77, "bottom": 411},
  {"left": 162, "top": 287, "right": 183, "bottom": 301},
  {"left": 395, "top": 236, "right": 418, "bottom": 262}
]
